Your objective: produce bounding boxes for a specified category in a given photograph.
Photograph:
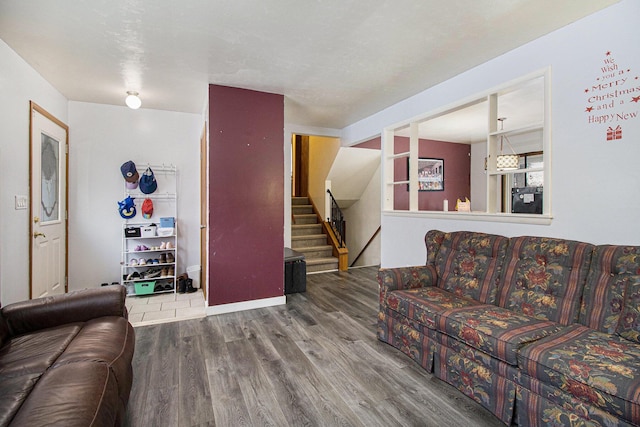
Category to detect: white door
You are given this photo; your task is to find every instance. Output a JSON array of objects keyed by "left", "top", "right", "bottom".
[{"left": 30, "top": 103, "right": 68, "bottom": 299}]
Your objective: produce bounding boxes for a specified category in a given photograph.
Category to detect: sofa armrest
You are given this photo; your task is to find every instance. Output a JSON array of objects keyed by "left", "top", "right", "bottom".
[
  {"left": 378, "top": 265, "right": 437, "bottom": 304},
  {"left": 2, "top": 286, "right": 128, "bottom": 337}
]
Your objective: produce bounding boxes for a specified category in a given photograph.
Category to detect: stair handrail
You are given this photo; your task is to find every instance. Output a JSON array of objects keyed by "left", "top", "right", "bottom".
[
  {"left": 350, "top": 225, "right": 381, "bottom": 267},
  {"left": 326, "top": 189, "right": 346, "bottom": 248}
]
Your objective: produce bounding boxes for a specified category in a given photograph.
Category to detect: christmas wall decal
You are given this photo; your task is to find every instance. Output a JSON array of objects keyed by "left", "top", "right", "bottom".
[{"left": 584, "top": 51, "right": 639, "bottom": 141}]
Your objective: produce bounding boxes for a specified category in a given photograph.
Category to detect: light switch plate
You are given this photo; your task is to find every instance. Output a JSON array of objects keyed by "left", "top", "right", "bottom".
[{"left": 15, "top": 195, "right": 28, "bottom": 210}]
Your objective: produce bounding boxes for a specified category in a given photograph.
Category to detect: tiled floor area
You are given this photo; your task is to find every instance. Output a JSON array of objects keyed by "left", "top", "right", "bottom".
[{"left": 126, "top": 289, "right": 206, "bottom": 327}]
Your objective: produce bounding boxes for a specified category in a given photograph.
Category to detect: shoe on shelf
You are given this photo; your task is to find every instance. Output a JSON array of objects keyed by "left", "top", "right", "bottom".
[
  {"left": 152, "top": 259, "right": 160, "bottom": 265},
  {"left": 166, "top": 241, "right": 174, "bottom": 249},
  {"left": 134, "top": 245, "right": 142, "bottom": 252},
  {"left": 138, "top": 258, "right": 147, "bottom": 266},
  {"left": 130, "top": 258, "right": 138, "bottom": 266},
  {"left": 163, "top": 282, "right": 173, "bottom": 291},
  {"left": 140, "top": 245, "right": 150, "bottom": 251},
  {"left": 166, "top": 253, "right": 175, "bottom": 263},
  {"left": 160, "top": 242, "right": 166, "bottom": 250},
  {"left": 160, "top": 267, "right": 168, "bottom": 278},
  {"left": 168, "top": 266, "right": 174, "bottom": 277},
  {"left": 160, "top": 253, "right": 167, "bottom": 264},
  {"left": 145, "top": 268, "right": 162, "bottom": 279},
  {"left": 154, "top": 283, "right": 164, "bottom": 292},
  {"left": 126, "top": 271, "right": 141, "bottom": 281}
]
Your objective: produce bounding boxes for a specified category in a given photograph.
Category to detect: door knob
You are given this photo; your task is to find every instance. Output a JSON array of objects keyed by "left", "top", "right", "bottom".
[{"left": 33, "top": 232, "right": 46, "bottom": 238}]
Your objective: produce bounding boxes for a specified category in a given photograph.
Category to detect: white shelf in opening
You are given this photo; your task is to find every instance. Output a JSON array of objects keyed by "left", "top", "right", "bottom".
[
  {"left": 489, "top": 122, "right": 543, "bottom": 137},
  {"left": 488, "top": 167, "right": 543, "bottom": 176}
]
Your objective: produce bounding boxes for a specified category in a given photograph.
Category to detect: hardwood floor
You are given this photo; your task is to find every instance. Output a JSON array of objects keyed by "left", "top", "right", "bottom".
[{"left": 124, "top": 266, "right": 503, "bottom": 427}]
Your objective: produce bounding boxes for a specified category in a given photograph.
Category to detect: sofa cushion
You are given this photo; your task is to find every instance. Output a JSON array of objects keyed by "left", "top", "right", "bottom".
[
  {"left": 8, "top": 361, "right": 121, "bottom": 427},
  {"left": 0, "top": 323, "right": 81, "bottom": 377},
  {"left": 430, "top": 230, "right": 509, "bottom": 304},
  {"left": 580, "top": 245, "right": 640, "bottom": 333},
  {"left": 518, "top": 324, "right": 640, "bottom": 425},
  {"left": 437, "top": 305, "right": 562, "bottom": 365},
  {"left": 0, "top": 373, "right": 41, "bottom": 427},
  {"left": 53, "top": 317, "right": 135, "bottom": 401},
  {"left": 385, "top": 287, "right": 483, "bottom": 330},
  {"left": 497, "top": 236, "right": 594, "bottom": 325},
  {"left": 616, "top": 276, "right": 640, "bottom": 343},
  {"left": 0, "top": 310, "right": 9, "bottom": 349}
]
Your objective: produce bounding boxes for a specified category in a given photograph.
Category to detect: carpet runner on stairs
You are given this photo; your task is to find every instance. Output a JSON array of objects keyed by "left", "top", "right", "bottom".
[{"left": 291, "top": 197, "right": 339, "bottom": 273}]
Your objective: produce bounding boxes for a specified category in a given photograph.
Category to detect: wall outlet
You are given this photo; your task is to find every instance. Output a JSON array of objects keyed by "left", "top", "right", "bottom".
[{"left": 15, "top": 195, "right": 28, "bottom": 210}]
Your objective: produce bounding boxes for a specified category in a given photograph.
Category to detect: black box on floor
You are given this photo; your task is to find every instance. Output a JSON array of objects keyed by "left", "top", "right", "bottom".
[{"left": 284, "top": 248, "right": 306, "bottom": 294}]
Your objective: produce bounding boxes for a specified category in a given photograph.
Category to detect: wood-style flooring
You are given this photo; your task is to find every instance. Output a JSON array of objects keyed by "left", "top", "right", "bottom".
[{"left": 124, "top": 266, "right": 503, "bottom": 427}]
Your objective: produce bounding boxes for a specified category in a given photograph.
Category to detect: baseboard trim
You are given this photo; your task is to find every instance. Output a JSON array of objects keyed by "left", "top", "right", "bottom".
[{"left": 206, "top": 295, "right": 287, "bottom": 316}]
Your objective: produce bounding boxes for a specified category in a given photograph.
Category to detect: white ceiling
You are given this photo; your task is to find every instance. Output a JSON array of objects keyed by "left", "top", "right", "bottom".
[
  {"left": 0, "top": 1, "right": 618, "bottom": 129},
  {"left": 397, "top": 75, "right": 545, "bottom": 143}
]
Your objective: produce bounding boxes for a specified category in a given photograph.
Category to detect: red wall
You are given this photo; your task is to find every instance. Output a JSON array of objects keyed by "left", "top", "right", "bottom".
[
  {"left": 208, "top": 85, "right": 284, "bottom": 306},
  {"left": 354, "top": 136, "right": 470, "bottom": 211}
]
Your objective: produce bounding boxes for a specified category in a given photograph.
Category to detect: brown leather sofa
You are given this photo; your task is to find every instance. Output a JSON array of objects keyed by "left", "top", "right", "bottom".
[{"left": 0, "top": 286, "right": 135, "bottom": 426}]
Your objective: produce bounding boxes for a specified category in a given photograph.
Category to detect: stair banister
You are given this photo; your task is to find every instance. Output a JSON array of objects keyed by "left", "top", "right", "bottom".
[{"left": 326, "top": 189, "right": 346, "bottom": 248}]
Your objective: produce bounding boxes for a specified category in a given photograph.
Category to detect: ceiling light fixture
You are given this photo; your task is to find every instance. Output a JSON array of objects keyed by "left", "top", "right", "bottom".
[
  {"left": 496, "top": 117, "right": 519, "bottom": 171},
  {"left": 125, "top": 91, "right": 142, "bottom": 109}
]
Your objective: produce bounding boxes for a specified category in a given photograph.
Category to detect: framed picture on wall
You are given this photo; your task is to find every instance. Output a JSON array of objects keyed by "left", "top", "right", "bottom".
[{"left": 407, "top": 158, "right": 444, "bottom": 191}]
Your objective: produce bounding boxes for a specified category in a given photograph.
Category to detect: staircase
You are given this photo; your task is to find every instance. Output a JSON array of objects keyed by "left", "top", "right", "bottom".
[{"left": 291, "top": 197, "right": 339, "bottom": 273}]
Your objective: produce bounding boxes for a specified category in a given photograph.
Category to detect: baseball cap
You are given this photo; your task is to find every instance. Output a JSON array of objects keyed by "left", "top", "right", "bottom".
[
  {"left": 120, "top": 161, "right": 139, "bottom": 183},
  {"left": 142, "top": 198, "right": 154, "bottom": 219},
  {"left": 139, "top": 167, "right": 157, "bottom": 194}
]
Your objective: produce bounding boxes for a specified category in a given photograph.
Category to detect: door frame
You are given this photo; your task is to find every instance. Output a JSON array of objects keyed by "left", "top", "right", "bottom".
[
  {"left": 29, "top": 101, "right": 69, "bottom": 298},
  {"left": 200, "top": 122, "right": 208, "bottom": 300}
]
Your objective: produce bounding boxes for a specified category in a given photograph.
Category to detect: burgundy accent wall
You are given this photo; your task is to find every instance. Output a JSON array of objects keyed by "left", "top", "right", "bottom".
[
  {"left": 393, "top": 137, "right": 470, "bottom": 211},
  {"left": 354, "top": 135, "right": 470, "bottom": 211},
  {"left": 208, "top": 85, "right": 284, "bottom": 306},
  {"left": 354, "top": 137, "right": 381, "bottom": 150}
]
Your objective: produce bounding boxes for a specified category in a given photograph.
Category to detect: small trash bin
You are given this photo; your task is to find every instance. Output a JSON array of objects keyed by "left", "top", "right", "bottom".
[
  {"left": 186, "top": 265, "right": 201, "bottom": 289},
  {"left": 284, "top": 248, "right": 306, "bottom": 294}
]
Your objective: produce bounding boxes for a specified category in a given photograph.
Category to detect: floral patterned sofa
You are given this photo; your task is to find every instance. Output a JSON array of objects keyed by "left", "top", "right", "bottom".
[{"left": 377, "top": 230, "right": 640, "bottom": 426}]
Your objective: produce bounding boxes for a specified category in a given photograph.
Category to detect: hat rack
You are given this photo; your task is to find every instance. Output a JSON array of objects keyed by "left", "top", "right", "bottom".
[{"left": 123, "top": 162, "right": 177, "bottom": 199}]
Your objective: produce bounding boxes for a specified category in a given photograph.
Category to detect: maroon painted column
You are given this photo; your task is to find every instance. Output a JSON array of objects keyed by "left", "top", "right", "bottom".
[{"left": 208, "top": 85, "right": 284, "bottom": 306}]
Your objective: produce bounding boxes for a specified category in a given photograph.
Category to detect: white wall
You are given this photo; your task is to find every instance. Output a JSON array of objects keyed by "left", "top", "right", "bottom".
[
  {"left": 344, "top": 164, "right": 381, "bottom": 267},
  {"left": 341, "top": 0, "right": 640, "bottom": 267},
  {"left": 308, "top": 136, "right": 341, "bottom": 219},
  {"left": 0, "top": 39, "right": 69, "bottom": 305},
  {"left": 68, "top": 102, "right": 202, "bottom": 290}
]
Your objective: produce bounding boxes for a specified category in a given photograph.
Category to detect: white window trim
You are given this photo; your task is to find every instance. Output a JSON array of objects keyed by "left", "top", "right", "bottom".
[{"left": 381, "top": 67, "right": 552, "bottom": 223}]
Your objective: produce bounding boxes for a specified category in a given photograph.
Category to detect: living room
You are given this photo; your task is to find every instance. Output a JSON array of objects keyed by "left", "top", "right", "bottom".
[{"left": 1, "top": 1, "right": 639, "bottom": 425}]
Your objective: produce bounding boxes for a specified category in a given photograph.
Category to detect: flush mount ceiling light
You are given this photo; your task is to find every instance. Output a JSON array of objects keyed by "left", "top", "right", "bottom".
[
  {"left": 125, "top": 91, "right": 141, "bottom": 109},
  {"left": 496, "top": 117, "right": 519, "bottom": 171}
]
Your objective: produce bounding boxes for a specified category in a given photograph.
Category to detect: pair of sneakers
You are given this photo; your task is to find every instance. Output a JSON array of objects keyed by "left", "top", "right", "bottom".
[
  {"left": 160, "top": 241, "right": 174, "bottom": 250},
  {"left": 133, "top": 245, "right": 150, "bottom": 252},
  {"left": 154, "top": 282, "right": 174, "bottom": 292}
]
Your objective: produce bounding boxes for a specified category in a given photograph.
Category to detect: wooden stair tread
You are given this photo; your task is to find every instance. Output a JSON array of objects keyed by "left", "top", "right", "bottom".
[
  {"left": 291, "top": 234, "right": 326, "bottom": 240},
  {"left": 295, "top": 245, "right": 332, "bottom": 251},
  {"left": 305, "top": 257, "right": 339, "bottom": 265}
]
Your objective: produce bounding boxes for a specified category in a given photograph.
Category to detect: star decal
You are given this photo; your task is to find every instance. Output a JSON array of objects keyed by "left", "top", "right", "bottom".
[
  {"left": 606, "top": 51, "right": 611, "bottom": 56},
  {"left": 586, "top": 106, "right": 594, "bottom": 112},
  {"left": 632, "top": 96, "right": 640, "bottom": 103},
  {"left": 585, "top": 88, "right": 590, "bottom": 93}
]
